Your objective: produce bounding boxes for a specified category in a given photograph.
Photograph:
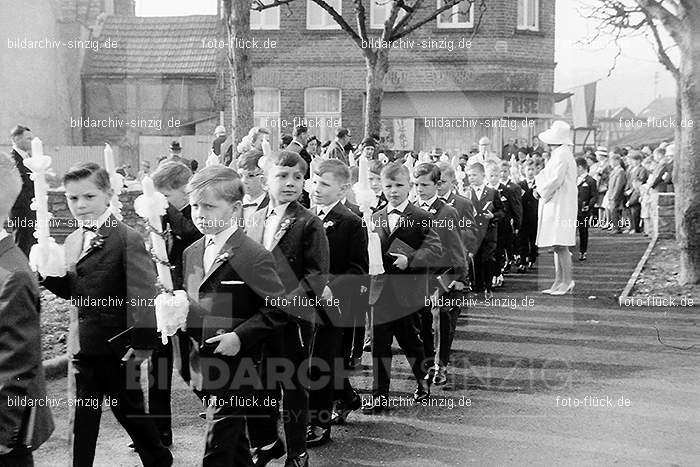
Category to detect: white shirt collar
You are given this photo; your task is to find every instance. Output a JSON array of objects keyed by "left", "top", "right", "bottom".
[
  {"left": 79, "top": 209, "right": 112, "bottom": 230},
  {"left": 316, "top": 200, "right": 340, "bottom": 216},
  {"left": 577, "top": 173, "right": 588, "bottom": 185},
  {"left": 205, "top": 221, "right": 238, "bottom": 247},
  {"left": 0, "top": 230, "right": 9, "bottom": 242},
  {"left": 388, "top": 199, "right": 409, "bottom": 213},
  {"left": 419, "top": 194, "right": 438, "bottom": 209},
  {"left": 243, "top": 192, "right": 266, "bottom": 206},
  {"left": 12, "top": 145, "right": 29, "bottom": 159},
  {"left": 266, "top": 202, "right": 290, "bottom": 218}
]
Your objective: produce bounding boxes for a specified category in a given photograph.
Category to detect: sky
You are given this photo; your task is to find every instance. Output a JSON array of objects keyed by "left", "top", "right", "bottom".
[{"left": 134, "top": 0, "right": 678, "bottom": 113}]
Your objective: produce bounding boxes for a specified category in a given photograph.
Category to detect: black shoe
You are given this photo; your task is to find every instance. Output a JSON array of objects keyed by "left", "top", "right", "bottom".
[
  {"left": 361, "top": 395, "right": 388, "bottom": 415},
  {"left": 579, "top": 252, "right": 587, "bottom": 261},
  {"left": 330, "top": 393, "right": 361, "bottom": 425},
  {"left": 251, "top": 438, "right": 285, "bottom": 467},
  {"left": 528, "top": 261, "right": 535, "bottom": 270},
  {"left": 414, "top": 383, "right": 430, "bottom": 403},
  {"left": 284, "top": 452, "right": 309, "bottom": 467},
  {"left": 306, "top": 425, "right": 331, "bottom": 448},
  {"left": 484, "top": 290, "right": 493, "bottom": 300},
  {"left": 432, "top": 365, "right": 447, "bottom": 386}
]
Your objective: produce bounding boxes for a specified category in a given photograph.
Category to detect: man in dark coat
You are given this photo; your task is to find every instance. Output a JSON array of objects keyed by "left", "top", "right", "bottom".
[{"left": 7, "top": 125, "right": 36, "bottom": 257}]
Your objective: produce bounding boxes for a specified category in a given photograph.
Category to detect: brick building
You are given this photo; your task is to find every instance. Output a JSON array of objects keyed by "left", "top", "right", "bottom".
[{"left": 80, "top": 0, "right": 562, "bottom": 163}]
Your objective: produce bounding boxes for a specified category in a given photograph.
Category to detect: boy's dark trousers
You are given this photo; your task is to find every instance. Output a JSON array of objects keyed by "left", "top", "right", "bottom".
[
  {"left": 73, "top": 355, "right": 172, "bottom": 467},
  {"left": 577, "top": 214, "right": 591, "bottom": 253},
  {"left": 371, "top": 291, "right": 427, "bottom": 397},
  {"left": 419, "top": 290, "right": 463, "bottom": 369},
  {"left": 473, "top": 238, "right": 497, "bottom": 292},
  {"left": 0, "top": 446, "right": 33, "bottom": 467},
  {"left": 518, "top": 222, "right": 538, "bottom": 265},
  {"left": 308, "top": 322, "right": 345, "bottom": 429},
  {"left": 629, "top": 203, "right": 641, "bottom": 233}
]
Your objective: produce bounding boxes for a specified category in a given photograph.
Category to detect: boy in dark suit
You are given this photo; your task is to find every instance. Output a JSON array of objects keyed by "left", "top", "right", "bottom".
[
  {"left": 576, "top": 157, "right": 597, "bottom": 260},
  {"left": 150, "top": 161, "right": 203, "bottom": 446},
  {"left": 368, "top": 160, "right": 388, "bottom": 213},
  {"left": 436, "top": 161, "right": 478, "bottom": 260},
  {"left": 307, "top": 159, "right": 368, "bottom": 445},
  {"left": 40, "top": 163, "right": 171, "bottom": 467},
  {"left": 498, "top": 160, "right": 523, "bottom": 273},
  {"left": 182, "top": 166, "right": 288, "bottom": 466},
  {"left": 518, "top": 159, "right": 539, "bottom": 271},
  {"left": 237, "top": 150, "right": 270, "bottom": 228},
  {"left": 7, "top": 125, "right": 36, "bottom": 257},
  {"left": 465, "top": 163, "right": 503, "bottom": 299},
  {"left": 0, "top": 154, "right": 54, "bottom": 465},
  {"left": 413, "top": 163, "right": 468, "bottom": 386},
  {"left": 245, "top": 151, "right": 330, "bottom": 467},
  {"left": 486, "top": 161, "right": 521, "bottom": 288},
  {"left": 365, "top": 163, "right": 442, "bottom": 413}
]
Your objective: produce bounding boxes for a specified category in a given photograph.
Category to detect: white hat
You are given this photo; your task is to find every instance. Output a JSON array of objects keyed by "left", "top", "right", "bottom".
[
  {"left": 538, "top": 120, "right": 573, "bottom": 145},
  {"left": 595, "top": 146, "right": 608, "bottom": 157},
  {"left": 659, "top": 141, "right": 669, "bottom": 150},
  {"left": 478, "top": 136, "right": 490, "bottom": 146},
  {"left": 641, "top": 146, "right": 652, "bottom": 155},
  {"left": 664, "top": 143, "right": 675, "bottom": 156},
  {"left": 214, "top": 125, "right": 226, "bottom": 136}
]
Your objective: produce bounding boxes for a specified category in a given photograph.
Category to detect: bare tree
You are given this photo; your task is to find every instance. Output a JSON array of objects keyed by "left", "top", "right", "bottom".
[
  {"left": 253, "top": 0, "right": 487, "bottom": 137},
  {"left": 584, "top": 0, "right": 700, "bottom": 285},
  {"left": 223, "top": 0, "right": 255, "bottom": 152}
]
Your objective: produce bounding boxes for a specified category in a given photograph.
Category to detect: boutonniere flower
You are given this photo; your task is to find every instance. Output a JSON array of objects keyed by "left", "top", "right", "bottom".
[
  {"left": 88, "top": 233, "right": 105, "bottom": 251},
  {"left": 323, "top": 220, "right": 335, "bottom": 229},
  {"left": 429, "top": 208, "right": 438, "bottom": 215},
  {"left": 214, "top": 251, "right": 231, "bottom": 264},
  {"left": 273, "top": 217, "right": 295, "bottom": 242}
]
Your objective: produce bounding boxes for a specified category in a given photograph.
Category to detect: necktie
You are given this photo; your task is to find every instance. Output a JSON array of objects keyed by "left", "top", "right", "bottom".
[
  {"left": 421, "top": 203, "right": 430, "bottom": 211},
  {"left": 82, "top": 225, "right": 97, "bottom": 233},
  {"left": 242, "top": 203, "right": 257, "bottom": 209},
  {"left": 388, "top": 209, "right": 401, "bottom": 232},
  {"left": 263, "top": 209, "right": 278, "bottom": 251},
  {"left": 388, "top": 209, "right": 402, "bottom": 215},
  {"left": 203, "top": 237, "right": 217, "bottom": 273},
  {"left": 317, "top": 209, "right": 325, "bottom": 219}
]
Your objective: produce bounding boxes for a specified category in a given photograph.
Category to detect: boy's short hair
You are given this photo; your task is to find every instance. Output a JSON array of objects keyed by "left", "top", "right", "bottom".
[
  {"left": 237, "top": 150, "right": 264, "bottom": 172},
  {"left": 293, "top": 124, "right": 308, "bottom": 138},
  {"left": 500, "top": 160, "right": 511, "bottom": 170},
  {"left": 314, "top": 159, "right": 350, "bottom": 184},
  {"left": 575, "top": 157, "right": 589, "bottom": 170},
  {"left": 467, "top": 162, "right": 485, "bottom": 174},
  {"left": 483, "top": 160, "right": 499, "bottom": 173},
  {"left": 413, "top": 163, "right": 441, "bottom": 184},
  {"left": 0, "top": 153, "right": 22, "bottom": 219},
  {"left": 368, "top": 159, "right": 384, "bottom": 176},
  {"left": 186, "top": 166, "right": 244, "bottom": 204},
  {"left": 380, "top": 162, "right": 409, "bottom": 181},
  {"left": 629, "top": 151, "right": 643, "bottom": 161},
  {"left": 524, "top": 159, "right": 536, "bottom": 168},
  {"left": 151, "top": 161, "right": 192, "bottom": 190},
  {"left": 610, "top": 153, "right": 622, "bottom": 163},
  {"left": 63, "top": 162, "right": 111, "bottom": 192},
  {"left": 269, "top": 150, "right": 308, "bottom": 175},
  {"left": 10, "top": 125, "right": 30, "bottom": 138},
  {"left": 436, "top": 161, "right": 455, "bottom": 181}
]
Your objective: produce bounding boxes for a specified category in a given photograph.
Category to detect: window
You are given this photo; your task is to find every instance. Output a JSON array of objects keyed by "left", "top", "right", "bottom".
[
  {"left": 517, "top": 0, "right": 539, "bottom": 31},
  {"left": 251, "top": 5, "right": 279, "bottom": 29},
  {"left": 370, "top": 1, "right": 407, "bottom": 29},
  {"left": 304, "top": 88, "right": 341, "bottom": 144},
  {"left": 254, "top": 88, "right": 281, "bottom": 149},
  {"left": 307, "top": 0, "right": 341, "bottom": 29},
  {"left": 437, "top": 0, "right": 474, "bottom": 28}
]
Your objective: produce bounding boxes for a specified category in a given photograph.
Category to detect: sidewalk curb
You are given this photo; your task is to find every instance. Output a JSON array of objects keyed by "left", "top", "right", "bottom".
[
  {"left": 618, "top": 235, "right": 657, "bottom": 306},
  {"left": 43, "top": 355, "right": 68, "bottom": 380}
]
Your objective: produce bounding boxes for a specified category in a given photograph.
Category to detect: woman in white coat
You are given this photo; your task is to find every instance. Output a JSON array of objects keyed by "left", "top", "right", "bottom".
[{"left": 534, "top": 121, "right": 577, "bottom": 295}]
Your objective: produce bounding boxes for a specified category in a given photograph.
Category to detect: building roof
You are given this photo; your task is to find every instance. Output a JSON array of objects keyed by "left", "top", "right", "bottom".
[
  {"left": 594, "top": 107, "right": 635, "bottom": 121},
  {"left": 611, "top": 124, "right": 674, "bottom": 148},
  {"left": 638, "top": 96, "right": 676, "bottom": 119},
  {"left": 83, "top": 15, "right": 221, "bottom": 76}
]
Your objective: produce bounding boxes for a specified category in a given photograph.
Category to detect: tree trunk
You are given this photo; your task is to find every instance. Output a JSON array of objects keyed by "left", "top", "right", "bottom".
[
  {"left": 675, "top": 17, "right": 700, "bottom": 285},
  {"left": 364, "top": 49, "right": 389, "bottom": 138},
  {"left": 225, "top": 0, "right": 254, "bottom": 155}
]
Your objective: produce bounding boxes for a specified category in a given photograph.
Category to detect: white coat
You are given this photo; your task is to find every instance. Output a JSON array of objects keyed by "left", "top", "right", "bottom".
[{"left": 535, "top": 144, "right": 577, "bottom": 247}]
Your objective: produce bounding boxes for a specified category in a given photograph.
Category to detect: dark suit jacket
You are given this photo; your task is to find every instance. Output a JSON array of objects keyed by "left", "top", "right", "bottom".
[
  {"left": 8, "top": 150, "right": 36, "bottom": 257},
  {"left": 497, "top": 181, "right": 523, "bottom": 232},
  {"left": 441, "top": 191, "right": 477, "bottom": 255},
  {"left": 369, "top": 203, "right": 442, "bottom": 310},
  {"left": 325, "top": 140, "right": 349, "bottom": 166},
  {"left": 518, "top": 179, "right": 539, "bottom": 229},
  {"left": 608, "top": 166, "right": 628, "bottom": 208},
  {"left": 0, "top": 236, "right": 54, "bottom": 450},
  {"left": 182, "top": 228, "right": 287, "bottom": 354},
  {"left": 577, "top": 175, "right": 597, "bottom": 216},
  {"left": 344, "top": 200, "right": 362, "bottom": 218},
  {"left": 247, "top": 201, "right": 330, "bottom": 323},
  {"left": 163, "top": 203, "right": 202, "bottom": 290},
  {"left": 464, "top": 186, "right": 504, "bottom": 248},
  {"left": 41, "top": 215, "right": 159, "bottom": 356},
  {"left": 424, "top": 198, "right": 468, "bottom": 284},
  {"left": 651, "top": 161, "right": 673, "bottom": 192},
  {"left": 317, "top": 202, "right": 368, "bottom": 326}
]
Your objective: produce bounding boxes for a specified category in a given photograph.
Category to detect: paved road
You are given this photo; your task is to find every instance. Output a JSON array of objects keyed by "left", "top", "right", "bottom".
[{"left": 34, "top": 229, "right": 700, "bottom": 466}]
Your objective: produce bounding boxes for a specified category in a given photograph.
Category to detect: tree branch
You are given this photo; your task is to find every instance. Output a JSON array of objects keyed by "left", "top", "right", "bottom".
[
  {"left": 251, "top": 0, "right": 298, "bottom": 11},
  {"left": 634, "top": 0, "right": 682, "bottom": 34},
  {"left": 353, "top": 0, "right": 369, "bottom": 44},
  {"left": 390, "top": 0, "right": 470, "bottom": 41},
  {"left": 642, "top": 8, "right": 681, "bottom": 80},
  {"left": 310, "top": 0, "right": 365, "bottom": 49}
]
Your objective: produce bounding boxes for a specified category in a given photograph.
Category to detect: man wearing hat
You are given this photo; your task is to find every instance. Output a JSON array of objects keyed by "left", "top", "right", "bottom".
[
  {"left": 161, "top": 140, "right": 196, "bottom": 172},
  {"left": 326, "top": 128, "right": 351, "bottom": 165},
  {"left": 468, "top": 137, "right": 497, "bottom": 165}
]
